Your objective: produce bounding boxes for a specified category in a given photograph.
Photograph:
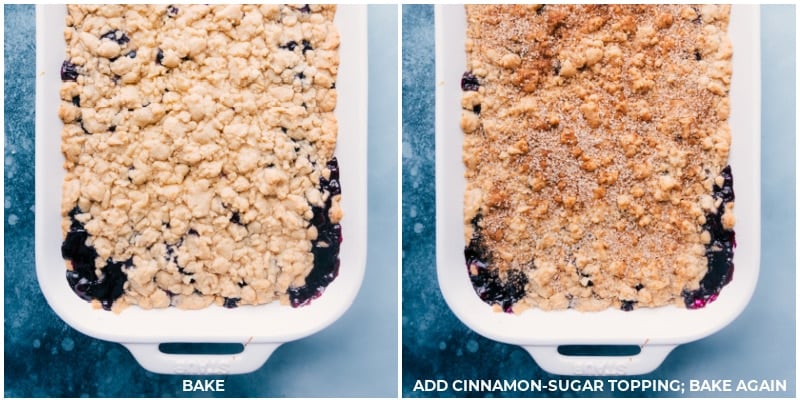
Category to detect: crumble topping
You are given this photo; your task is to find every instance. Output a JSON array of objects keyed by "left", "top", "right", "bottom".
[
  {"left": 461, "top": 5, "right": 734, "bottom": 312},
  {"left": 59, "top": 4, "right": 341, "bottom": 311}
]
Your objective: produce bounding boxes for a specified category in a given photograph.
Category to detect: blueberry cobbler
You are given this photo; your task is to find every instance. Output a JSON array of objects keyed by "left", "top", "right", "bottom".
[
  {"left": 460, "top": 5, "right": 735, "bottom": 312},
  {"left": 58, "top": 5, "right": 342, "bottom": 311}
]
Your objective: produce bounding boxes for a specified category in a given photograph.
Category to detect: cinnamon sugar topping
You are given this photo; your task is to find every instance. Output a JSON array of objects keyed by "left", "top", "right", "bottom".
[{"left": 462, "top": 5, "right": 734, "bottom": 312}]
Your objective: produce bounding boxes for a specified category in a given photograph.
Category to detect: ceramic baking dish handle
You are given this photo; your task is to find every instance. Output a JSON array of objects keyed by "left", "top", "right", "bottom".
[
  {"left": 525, "top": 344, "right": 675, "bottom": 376},
  {"left": 124, "top": 342, "right": 280, "bottom": 375}
]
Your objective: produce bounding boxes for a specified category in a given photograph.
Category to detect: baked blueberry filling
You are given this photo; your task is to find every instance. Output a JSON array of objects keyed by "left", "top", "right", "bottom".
[
  {"left": 302, "top": 40, "right": 313, "bottom": 54},
  {"left": 683, "top": 165, "right": 735, "bottom": 309},
  {"left": 465, "top": 164, "right": 735, "bottom": 312},
  {"left": 465, "top": 215, "right": 528, "bottom": 312},
  {"left": 280, "top": 40, "right": 313, "bottom": 54},
  {"left": 155, "top": 48, "right": 164, "bottom": 65},
  {"left": 230, "top": 211, "right": 244, "bottom": 226},
  {"left": 461, "top": 71, "right": 480, "bottom": 91},
  {"left": 223, "top": 297, "right": 240, "bottom": 309},
  {"left": 63, "top": 195, "right": 339, "bottom": 310},
  {"left": 620, "top": 300, "right": 636, "bottom": 312},
  {"left": 100, "top": 30, "right": 130, "bottom": 45},
  {"left": 288, "top": 158, "right": 343, "bottom": 307},
  {"left": 62, "top": 207, "right": 130, "bottom": 310},
  {"left": 61, "top": 60, "right": 79, "bottom": 81}
]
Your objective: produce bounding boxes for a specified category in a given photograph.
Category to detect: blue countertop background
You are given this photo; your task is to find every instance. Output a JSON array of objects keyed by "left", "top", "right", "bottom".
[
  {"left": 401, "top": 5, "right": 796, "bottom": 398},
  {"left": 5, "top": 3, "right": 797, "bottom": 398},
  {"left": 4, "top": 5, "right": 398, "bottom": 398}
]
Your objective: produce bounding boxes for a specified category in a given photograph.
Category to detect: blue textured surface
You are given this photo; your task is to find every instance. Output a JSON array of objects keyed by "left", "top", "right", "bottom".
[
  {"left": 4, "top": 5, "right": 397, "bottom": 397},
  {"left": 401, "top": 4, "right": 795, "bottom": 398}
]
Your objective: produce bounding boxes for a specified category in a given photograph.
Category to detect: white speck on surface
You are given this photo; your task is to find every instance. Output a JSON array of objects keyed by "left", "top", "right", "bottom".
[
  {"left": 32, "top": 339, "right": 41, "bottom": 348},
  {"left": 8, "top": 214, "right": 19, "bottom": 225},
  {"left": 466, "top": 339, "right": 479, "bottom": 353},
  {"left": 417, "top": 318, "right": 429, "bottom": 332},
  {"left": 4, "top": 198, "right": 10, "bottom": 208},
  {"left": 410, "top": 165, "right": 418, "bottom": 176},
  {"left": 5, "top": 155, "right": 13, "bottom": 166},
  {"left": 410, "top": 205, "right": 417, "bottom": 218},
  {"left": 438, "top": 341, "right": 447, "bottom": 350},
  {"left": 414, "top": 223, "right": 423, "bottom": 233},
  {"left": 61, "top": 337, "right": 75, "bottom": 352},
  {"left": 403, "top": 141, "right": 413, "bottom": 158}
]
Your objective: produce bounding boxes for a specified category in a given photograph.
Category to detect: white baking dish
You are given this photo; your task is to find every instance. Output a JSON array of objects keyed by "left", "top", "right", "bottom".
[
  {"left": 435, "top": 5, "right": 760, "bottom": 376},
  {"left": 35, "top": 5, "right": 367, "bottom": 375}
]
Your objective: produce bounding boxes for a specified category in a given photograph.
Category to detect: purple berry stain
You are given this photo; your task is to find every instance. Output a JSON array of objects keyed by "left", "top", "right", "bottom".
[
  {"left": 288, "top": 158, "right": 342, "bottom": 307},
  {"left": 620, "top": 300, "right": 636, "bottom": 312},
  {"left": 301, "top": 40, "right": 313, "bottom": 54},
  {"left": 230, "top": 211, "right": 244, "bottom": 226},
  {"left": 223, "top": 297, "right": 240, "bottom": 308},
  {"left": 683, "top": 165, "right": 735, "bottom": 309},
  {"left": 62, "top": 207, "right": 130, "bottom": 310},
  {"left": 61, "top": 60, "right": 79, "bottom": 81},
  {"left": 461, "top": 71, "right": 480, "bottom": 91},
  {"left": 100, "top": 30, "right": 130, "bottom": 45},
  {"left": 280, "top": 41, "right": 298, "bottom": 51},
  {"left": 464, "top": 215, "right": 527, "bottom": 312}
]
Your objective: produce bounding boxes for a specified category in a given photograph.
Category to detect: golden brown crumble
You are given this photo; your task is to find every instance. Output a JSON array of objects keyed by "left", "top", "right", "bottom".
[{"left": 462, "top": 5, "right": 734, "bottom": 312}]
